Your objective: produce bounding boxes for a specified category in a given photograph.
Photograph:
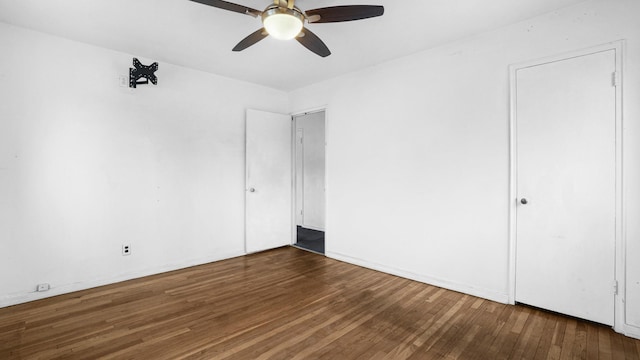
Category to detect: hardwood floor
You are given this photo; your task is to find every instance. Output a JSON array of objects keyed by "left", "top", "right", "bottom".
[{"left": 1, "top": 247, "right": 639, "bottom": 359}]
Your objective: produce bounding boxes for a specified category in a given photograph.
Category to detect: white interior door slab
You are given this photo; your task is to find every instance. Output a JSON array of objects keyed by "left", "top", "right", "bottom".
[
  {"left": 515, "top": 50, "right": 617, "bottom": 325},
  {"left": 245, "top": 109, "right": 292, "bottom": 253},
  {"left": 295, "top": 128, "right": 304, "bottom": 226},
  {"left": 294, "top": 111, "right": 326, "bottom": 231}
]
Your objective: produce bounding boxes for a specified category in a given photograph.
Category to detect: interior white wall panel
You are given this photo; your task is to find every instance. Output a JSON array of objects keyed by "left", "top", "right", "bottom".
[
  {"left": 0, "top": 23, "right": 288, "bottom": 307},
  {"left": 289, "top": 0, "right": 640, "bottom": 335}
]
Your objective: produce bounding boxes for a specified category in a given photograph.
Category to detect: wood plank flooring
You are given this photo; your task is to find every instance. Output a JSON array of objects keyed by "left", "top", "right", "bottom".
[{"left": 1, "top": 247, "right": 639, "bottom": 359}]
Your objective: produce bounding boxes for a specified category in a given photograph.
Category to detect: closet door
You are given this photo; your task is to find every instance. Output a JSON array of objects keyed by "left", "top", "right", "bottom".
[{"left": 515, "top": 50, "right": 617, "bottom": 325}]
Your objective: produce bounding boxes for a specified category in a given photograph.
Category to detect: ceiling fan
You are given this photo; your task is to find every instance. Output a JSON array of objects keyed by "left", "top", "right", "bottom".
[{"left": 189, "top": 0, "right": 384, "bottom": 57}]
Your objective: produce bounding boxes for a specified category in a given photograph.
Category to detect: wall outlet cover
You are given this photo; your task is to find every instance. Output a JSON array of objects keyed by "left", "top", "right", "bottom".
[{"left": 118, "top": 75, "right": 128, "bottom": 87}]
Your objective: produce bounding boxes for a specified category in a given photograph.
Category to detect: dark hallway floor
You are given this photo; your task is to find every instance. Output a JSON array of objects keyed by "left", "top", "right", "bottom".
[{"left": 295, "top": 226, "right": 324, "bottom": 254}]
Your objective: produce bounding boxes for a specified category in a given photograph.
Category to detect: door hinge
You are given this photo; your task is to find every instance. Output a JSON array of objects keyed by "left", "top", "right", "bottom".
[
  {"left": 611, "top": 72, "right": 618, "bottom": 87},
  {"left": 613, "top": 280, "right": 619, "bottom": 295}
]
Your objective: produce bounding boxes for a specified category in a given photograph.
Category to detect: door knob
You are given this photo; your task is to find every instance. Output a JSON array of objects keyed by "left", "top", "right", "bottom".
[
  {"left": 248, "top": 188, "right": 256, "bottom": 193},
  {"left": 520, "top": 198, "right": 528, "bottom": 205}
]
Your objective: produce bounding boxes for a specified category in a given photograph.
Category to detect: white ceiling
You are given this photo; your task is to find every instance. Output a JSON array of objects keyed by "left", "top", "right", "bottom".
[{"left": 0, "top": 0, "right": 588, "bottom": 91}]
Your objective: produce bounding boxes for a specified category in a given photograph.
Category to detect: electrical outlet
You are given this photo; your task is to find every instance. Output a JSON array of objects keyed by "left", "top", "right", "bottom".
[
  {"left": 122, "top": 244, "right": 131, "bottom": 256},
  {"left": 118, "top": 75, "right": 133, "bottom": 94},
  {"left": 36, "top": 283, "right": 50, "bottom": 292}
]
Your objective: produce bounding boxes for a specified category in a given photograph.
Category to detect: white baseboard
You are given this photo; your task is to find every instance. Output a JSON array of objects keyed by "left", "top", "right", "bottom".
[
  {"left": 299, "top": 224, "right": 325, "bottom": 232},
  {"left": 326, "top": 251, "right": 509, "bottom": 304},
  {"left": 0, "top": 249, "right": 245, "bottom": 308},
  {"left": 622, "top": 324, "right": 640, "bottom": 340}
]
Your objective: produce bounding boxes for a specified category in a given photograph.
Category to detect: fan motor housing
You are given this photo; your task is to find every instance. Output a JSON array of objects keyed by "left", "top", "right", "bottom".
[
  {"left": 261, "top": 5, "right": 305, "bottom": 40},
  {"left": 261, "top": 5, "right": 305, "bottom": 23}
]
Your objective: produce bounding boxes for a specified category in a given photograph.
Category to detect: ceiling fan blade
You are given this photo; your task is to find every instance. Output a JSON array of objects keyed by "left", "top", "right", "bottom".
[
  {"left": 189, "top": 0, "right": 261, "bottom": 17},
  {"left": 232, "top": 28, "right": 269, "bottom": 52},
  {"left": 296, "top": 28, "right": 331, "bottom": 57},
  {"left": 305, "top": 5, "right": 384, "bottom": 23}
]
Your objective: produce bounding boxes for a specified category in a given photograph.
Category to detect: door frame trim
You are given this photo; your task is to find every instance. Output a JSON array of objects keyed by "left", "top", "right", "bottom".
[{"left": 507, "top": 41, "right": 625, "bottom": 330}]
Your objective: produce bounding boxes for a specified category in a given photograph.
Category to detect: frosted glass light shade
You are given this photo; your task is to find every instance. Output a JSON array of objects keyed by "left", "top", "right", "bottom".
[{"left": 263, "top": 12, "right": 303, "bottom": 40}]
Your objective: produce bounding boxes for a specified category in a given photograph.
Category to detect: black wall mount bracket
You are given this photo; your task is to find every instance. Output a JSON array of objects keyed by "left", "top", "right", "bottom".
[{"left": 129, "top": 58, "right": 158, "bottom": 88}]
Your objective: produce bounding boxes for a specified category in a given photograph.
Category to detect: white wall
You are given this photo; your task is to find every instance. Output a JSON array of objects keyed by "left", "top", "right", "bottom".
[
  {"left": 0, "top": 23, "right": 288, "bottom": 307},
  {"left": 2, "top": 0, "right": 639, "bottom": 339},
  {"left": 289, "top": 0, "right": 640, "bottom": 337},
  {"left": 294, "top": 111, "right": 325, "bottom": 231}
]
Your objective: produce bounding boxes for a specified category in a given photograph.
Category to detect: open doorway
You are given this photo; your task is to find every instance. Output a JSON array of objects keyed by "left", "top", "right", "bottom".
[{"left": 293, "top": 110, "right": 325, "bottom": 254}]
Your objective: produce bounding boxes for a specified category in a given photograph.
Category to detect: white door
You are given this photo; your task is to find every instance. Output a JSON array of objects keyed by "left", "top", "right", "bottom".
[
  {"left": 245, "top": 109, "right": 292, "bottom": 253},
  {"left": 295, "top": 129, "right": 304, "bottom": 226},
  {"left": 294, "top": 111, "right": 326, "bottom": 231},
  {"left": 515, "top": 50, "right": 617, "bottom": 325}
]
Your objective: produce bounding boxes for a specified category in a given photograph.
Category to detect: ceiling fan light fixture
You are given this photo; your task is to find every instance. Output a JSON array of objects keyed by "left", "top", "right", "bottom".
[
  {"left": 262, "top": 7, "right": 304, "bottom": 40},
  {"left": 190, "top": 0, "right": 385, "bottom": 57}
]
